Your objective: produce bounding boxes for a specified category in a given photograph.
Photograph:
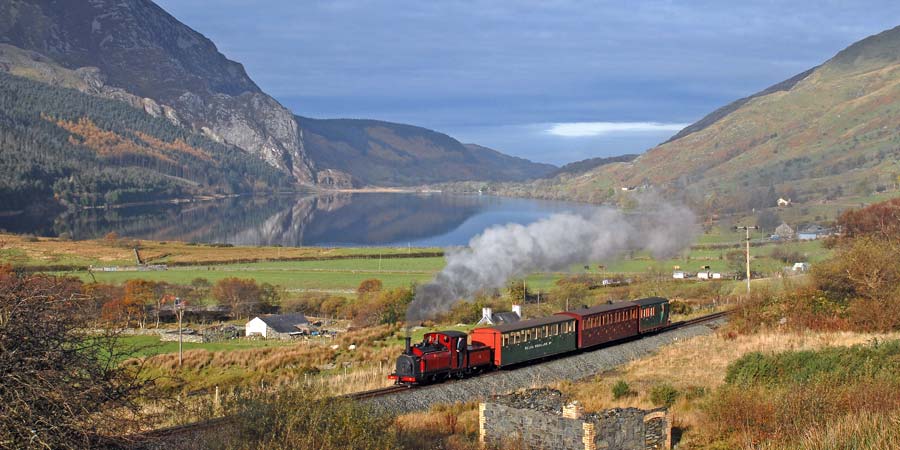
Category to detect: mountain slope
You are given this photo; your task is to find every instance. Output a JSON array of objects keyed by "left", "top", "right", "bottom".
[
  {"left": 298, "top": 117, "right": 554, "bottom": 186},
  {"left": 0, "top": 0, "right": 314, "bottom": 181},
  {"left": 536, "top": 25, "right": 900, "bottom": 212},
  {"left": 0, "top": 71, "right": 289, "bottom": 211}
]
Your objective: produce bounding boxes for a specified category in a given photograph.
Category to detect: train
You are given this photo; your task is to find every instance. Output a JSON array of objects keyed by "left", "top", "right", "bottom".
[{"left": 389, "top": 297, "right": 670, "bottom": 385}]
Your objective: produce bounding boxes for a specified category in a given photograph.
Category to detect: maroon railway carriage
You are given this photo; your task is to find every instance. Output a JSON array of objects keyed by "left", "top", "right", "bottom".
[
  {"left": 556, "top": 302, "right": 640, "bottom": 349},
  {"left": 389, "top": 330, "right": 492, "bottom": 384}
]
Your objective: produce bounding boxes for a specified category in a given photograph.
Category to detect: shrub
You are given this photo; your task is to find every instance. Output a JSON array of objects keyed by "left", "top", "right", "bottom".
[
  {"left": 724, "top": 340, "right": 900, "bottom": 387},
  {"left": 611, "top": 380, "right": 635, "bottom": 400},
  {"left": 649, "top": 383, "right": 679, "bottom": 407},
  {"left": 669, "top": 300, "right": 692, "bottom": 315},
  {"left": 218, "top": 388, "right": 398, "bottom": 450}
]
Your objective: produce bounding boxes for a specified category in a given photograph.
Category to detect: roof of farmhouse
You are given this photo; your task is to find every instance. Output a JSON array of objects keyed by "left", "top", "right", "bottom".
[{"left": 257, "top": 313, "right": 309, "bottom": 333}]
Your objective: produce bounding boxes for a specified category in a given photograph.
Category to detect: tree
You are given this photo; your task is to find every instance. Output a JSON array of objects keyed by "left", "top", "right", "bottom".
[
  {"left": 212, "top": 277, "right": 261, "bottom": 319},
  {"left": 755, "top": 210, "right": 781, "bottom": 231},
  {"left": 0, "top": 267, "right": 148, "bottom": 448},
  {"left": 122, "top": 279, "right": 157, "bottom": 328},
  {"left": 837, "top": 197, "right": 900, "bottom": 242},
  {"left": 259, "top": 282, "right": 282, "bottom": 313},
  {"left": 506, "top": 279, "right": 530, "bottom": 302},
  {"left": 357, "top": 278, "right": 383, "bottom": 298}
]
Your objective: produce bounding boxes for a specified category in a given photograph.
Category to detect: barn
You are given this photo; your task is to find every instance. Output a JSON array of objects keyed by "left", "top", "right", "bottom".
[{"left": 245, "top": 313, "right": 309, "bottom": 339}]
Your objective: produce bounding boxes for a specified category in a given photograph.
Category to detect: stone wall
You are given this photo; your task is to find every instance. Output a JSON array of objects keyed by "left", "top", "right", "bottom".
[
  {"left": 479, "top": 402, "right": 589, "bottom": 450},
  {"left": 478, "top": 389, "right": 671, "bottom": 450}
]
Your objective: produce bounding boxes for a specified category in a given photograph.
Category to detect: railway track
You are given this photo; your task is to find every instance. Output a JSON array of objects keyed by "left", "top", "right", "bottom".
[
  {"left": 130, "top": 310, "right": 729, "bottom": 442},
  {"left": 343, "top": 384, "right": 412, "bottom": 401}
]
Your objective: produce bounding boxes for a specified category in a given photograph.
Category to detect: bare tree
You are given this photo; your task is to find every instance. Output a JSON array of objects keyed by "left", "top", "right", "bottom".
[{"left": 0, "top": 267, "right": 150, "bottom": 449}]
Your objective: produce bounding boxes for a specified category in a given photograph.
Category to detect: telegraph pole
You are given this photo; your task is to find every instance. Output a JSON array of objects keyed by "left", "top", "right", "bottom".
[
  {"left": 734, "top": 226, "right": 759, "bottom": 294},
  {"left": 175, "top": 296, "right": 184, "bottom": 367}
]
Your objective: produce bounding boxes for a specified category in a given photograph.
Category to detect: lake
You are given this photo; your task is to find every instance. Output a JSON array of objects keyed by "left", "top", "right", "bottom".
[{"left": 1, "top": 193, "right": 599, "bottom": 247}]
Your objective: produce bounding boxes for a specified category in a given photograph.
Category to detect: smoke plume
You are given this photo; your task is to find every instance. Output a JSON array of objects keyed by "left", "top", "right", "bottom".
[{"left": 406, "top": 197, "right": 698, "bottom": 322}]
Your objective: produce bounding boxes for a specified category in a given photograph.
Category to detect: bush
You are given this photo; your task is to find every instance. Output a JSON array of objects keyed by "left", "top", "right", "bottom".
[
  {"left": 669, "top": 300, "right": 692, "bottom": 315},
  {"left": 217, "top": 388, "right": 398, "bottom": 450},
  {"left": 724, "top": 340, "right": 900, "bottom": 387},
  {"left": 611, "top": 380, "right": 635, "bottom": 400},
  {"left": 649, "top": 383, "right": 680, "bottom": 407}
]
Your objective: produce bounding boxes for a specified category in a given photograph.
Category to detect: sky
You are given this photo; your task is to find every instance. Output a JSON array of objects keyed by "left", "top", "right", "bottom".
[{"left": 155, "top": 1, "right": 900, "bottom": 166}]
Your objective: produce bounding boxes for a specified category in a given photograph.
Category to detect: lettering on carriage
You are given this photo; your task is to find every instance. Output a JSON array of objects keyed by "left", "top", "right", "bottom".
[{"left": 524, "top": 340, "right": 552, "bottom": 351}]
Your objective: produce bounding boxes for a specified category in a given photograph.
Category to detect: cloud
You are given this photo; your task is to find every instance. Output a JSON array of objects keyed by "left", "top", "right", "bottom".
[{"left": 545, "top": 122, "right": 690, "bottom": 137}]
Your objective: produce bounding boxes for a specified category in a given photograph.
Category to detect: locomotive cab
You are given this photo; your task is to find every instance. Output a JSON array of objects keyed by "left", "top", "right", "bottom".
[{"left": 389, "top": 331, "right": 492, "bottom": 384}]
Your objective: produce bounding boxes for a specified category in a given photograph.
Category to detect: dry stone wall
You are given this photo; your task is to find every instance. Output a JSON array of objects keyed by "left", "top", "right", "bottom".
[{"left": 478, "top": 389, "right": 671, "bottom": 450}]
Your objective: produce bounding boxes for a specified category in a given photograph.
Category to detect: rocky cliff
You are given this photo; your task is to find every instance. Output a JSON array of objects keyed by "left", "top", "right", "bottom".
[{"left": 0, "top": 0, "right": 314, "bottom": 182}]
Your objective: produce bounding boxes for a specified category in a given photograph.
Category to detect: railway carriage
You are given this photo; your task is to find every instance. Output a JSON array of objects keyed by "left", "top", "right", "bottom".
[
  {"left": 557, "top": 302, "right": 640, "bottom": 349},
  {"left": 470, "top": 315, "right": 577, "bottom": 367},
  {"left": 634, "top": 297, "right": 670, "bottom": 332}
]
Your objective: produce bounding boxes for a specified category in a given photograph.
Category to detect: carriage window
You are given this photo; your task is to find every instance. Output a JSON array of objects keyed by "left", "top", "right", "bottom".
[{"left": 502, "top": 335, "right": 509, "bottom": 346}]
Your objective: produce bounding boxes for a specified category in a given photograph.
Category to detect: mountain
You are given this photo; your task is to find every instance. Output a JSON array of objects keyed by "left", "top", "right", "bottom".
[
  {"left": 298, "top": 117, "right": 554, "bottom": 187},
  {"left": 0, "top": 70, "right": 289, "bottom": 211},
  {"left": 522, "top": 25, "right": 900, "bottom": 212},
  {"left": 544, "top": 154, "right": 638, "bottom": 178},
  {"left": 0, "top": 0, "right": 315, "bottom": 182}
]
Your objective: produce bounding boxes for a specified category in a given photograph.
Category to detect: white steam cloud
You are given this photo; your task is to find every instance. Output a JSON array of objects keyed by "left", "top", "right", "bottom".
[{"left": 407, "top": 198, "right": 698, "bottom": 322}]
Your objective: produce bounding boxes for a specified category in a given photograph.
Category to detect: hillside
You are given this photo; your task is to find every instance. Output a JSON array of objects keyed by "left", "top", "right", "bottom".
[
  {"left": 298, "top": 117, "right": 554, "bottom": 186},
  {"left": 514, "top": 26, "right": 900, "bottom": 212},
  {"left": 0, "top": 0, "right": 315, "bottom": 181},
  {"left": 0, "top": 71, "right": 289, "bottom": 211},
  {"left": 544, "top": 154, "right": 638, "bottom": 178}
]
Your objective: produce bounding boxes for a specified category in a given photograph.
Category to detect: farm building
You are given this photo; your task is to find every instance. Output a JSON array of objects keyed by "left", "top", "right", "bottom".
[
  {"left": 245, "top": 313, "right": 310, "bottom": 339},
  {"left": 798, "top": 225, "right": 833, "bottom": 240},
  {"left": 774, "top": 223, "right": 795, "bottom": 240},
  {"left": 476, "top": 306, "right": 522, "bottom": 326}
]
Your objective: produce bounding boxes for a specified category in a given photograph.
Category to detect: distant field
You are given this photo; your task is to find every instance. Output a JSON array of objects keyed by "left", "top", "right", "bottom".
[
  {"left": 0, "top": 233, "right": 441, "bottom": 267},
  {"left": 117, "top": 334, "right": 299, "bottom": 359},
  {"left": 6, "top": 228, "right": 832, "bottom": 294},
  {"left": 62, "top": 257, "right": 444, "bottom": 291}
]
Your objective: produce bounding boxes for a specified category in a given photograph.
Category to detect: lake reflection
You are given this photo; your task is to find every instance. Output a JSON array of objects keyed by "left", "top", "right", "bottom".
[{"left": 4, "top": 193, "right": 599, "bottom": 247}]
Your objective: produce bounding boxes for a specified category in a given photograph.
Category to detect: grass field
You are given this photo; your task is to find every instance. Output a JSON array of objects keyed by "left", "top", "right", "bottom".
[
  {"left": 5, "top": 229, "right": 832, "bottom": 297},
  {"left": 117, "top": 334, "right": 299, "bottom": 359},
  {"left": 0, "top": 233, "right": 441, "bottom": 267}
]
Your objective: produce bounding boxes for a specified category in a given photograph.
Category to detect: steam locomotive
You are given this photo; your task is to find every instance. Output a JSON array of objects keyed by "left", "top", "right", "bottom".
[{"left": 390, "top": 297, "right": 670, "bottom": 384}]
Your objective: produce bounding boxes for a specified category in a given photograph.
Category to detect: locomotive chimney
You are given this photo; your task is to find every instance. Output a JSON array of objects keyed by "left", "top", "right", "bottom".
[{"left": 404, "top": 336, "right": 411, "bottom": 354}]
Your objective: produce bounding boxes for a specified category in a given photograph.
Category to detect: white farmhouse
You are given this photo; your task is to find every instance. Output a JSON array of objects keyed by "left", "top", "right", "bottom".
[{"left": 245, "top": 313, "right": 309, "bottom": 339}]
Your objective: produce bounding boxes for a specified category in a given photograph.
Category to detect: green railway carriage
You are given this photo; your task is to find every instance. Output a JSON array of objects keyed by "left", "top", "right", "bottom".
[
  {"left": 634, "top": 297, "right": 670, "bottom": 332},
  {"left": 470, "top": 315, "right": 577, "bottom": 367}
]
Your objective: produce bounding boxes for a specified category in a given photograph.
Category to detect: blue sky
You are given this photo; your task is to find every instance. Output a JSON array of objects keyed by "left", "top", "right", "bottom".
[{"left": 155, "top": 1, "right": 900, "bottom": 166}]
